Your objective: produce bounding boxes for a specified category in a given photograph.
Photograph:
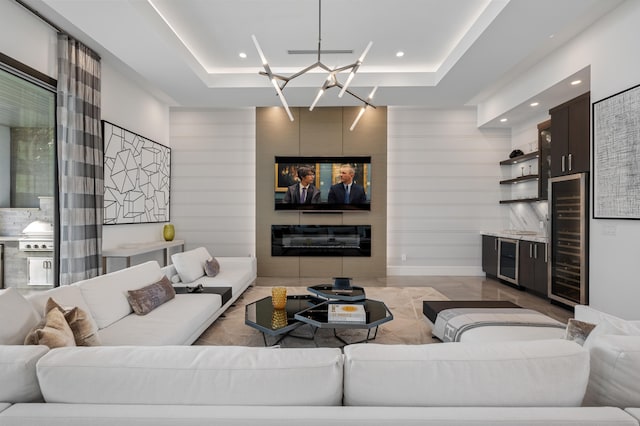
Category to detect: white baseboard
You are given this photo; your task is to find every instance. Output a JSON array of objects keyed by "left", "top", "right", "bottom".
[{"left": 386, "top": 266, "right": 484, "bottom": 276}]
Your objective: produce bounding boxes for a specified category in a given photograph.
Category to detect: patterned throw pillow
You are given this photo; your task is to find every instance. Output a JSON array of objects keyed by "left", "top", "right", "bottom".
[
  {"left": 24, "top": 307, "right": 76, "bottom": 348},
  {"left": 565, "top": 318, "right": 596, "bottom": 345},
  {"left": 204, "top": 257, "right": 220, "bottom": 277},
  {"left": 126, "top": 275, "right": 176, "bottom": 315},
  {"left": 45, "top": 298, "right": 101, "bottom": 346}
]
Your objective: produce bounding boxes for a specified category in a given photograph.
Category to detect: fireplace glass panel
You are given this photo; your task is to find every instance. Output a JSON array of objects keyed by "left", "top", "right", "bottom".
[{"left": 271, "top": 225, "right": 371, "bottom": 257}]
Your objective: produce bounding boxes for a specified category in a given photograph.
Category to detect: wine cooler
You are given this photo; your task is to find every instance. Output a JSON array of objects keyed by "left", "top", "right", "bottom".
[{"left": 548, "top": 173, "right": 588, "bottom": 306}]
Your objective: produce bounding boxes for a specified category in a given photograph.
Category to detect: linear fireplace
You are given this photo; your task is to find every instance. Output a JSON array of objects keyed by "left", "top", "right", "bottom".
[{"left": 272, "top": 225, "right": 371, "bottom": 257}]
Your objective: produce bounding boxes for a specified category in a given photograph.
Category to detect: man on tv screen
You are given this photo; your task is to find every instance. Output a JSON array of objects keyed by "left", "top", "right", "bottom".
[
  {"left": 328, "top": 164, "right": 367, "bottom": 204},
  {"left": 282, "top": 165, "right": 321, "bottom": 204}
]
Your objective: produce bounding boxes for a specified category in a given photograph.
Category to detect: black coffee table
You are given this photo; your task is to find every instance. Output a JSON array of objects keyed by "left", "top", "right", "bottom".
[
  {"left": 244, "top": 295, "right": 317, "bottom": 346},
  {"left": 245, "top": 290, "right": 393, "bottom": 346},
  {"left": 295, "top": 299, "right": 393, "bottom": 345}
]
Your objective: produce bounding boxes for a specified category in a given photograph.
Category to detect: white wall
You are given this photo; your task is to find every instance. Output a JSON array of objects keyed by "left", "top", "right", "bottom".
[
  {"left": 481, "top": 0, "right": 640, "bottom": 318},
  {"left": 0, "top": 1, "right": 57, "bottom": 79},
  {"left": 169, "top": 108, "right": 256, "bottom": 257},
  {"left": 100, "top": 60, "right": 171, "bottom": 253},
  {"left": 387, "top": 107, "right": 511, "bottom": 275}
]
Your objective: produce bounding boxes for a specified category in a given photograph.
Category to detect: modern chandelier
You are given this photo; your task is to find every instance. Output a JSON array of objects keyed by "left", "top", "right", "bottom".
[{"left": 252, "top": 0, "right": 377, "bottom": 131}]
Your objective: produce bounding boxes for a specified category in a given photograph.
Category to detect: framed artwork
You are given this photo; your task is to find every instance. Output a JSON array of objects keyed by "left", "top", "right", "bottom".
[
  {"left": 102, "top": 120, "right": 171, "bottom": 224},
  {"left": 593, "top": 83, "right": 640, "bottom": 219}
]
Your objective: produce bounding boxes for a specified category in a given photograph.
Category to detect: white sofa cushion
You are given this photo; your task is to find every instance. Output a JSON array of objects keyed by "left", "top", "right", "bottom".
[
  {"left": 343, "top": 340, "right": 589, "bottom": 407},
  {"left": 0, "top": 288, "right": 41, "bottom": 345},
  {"left": 171, "top": 247, "right": 211, "bottom": 283},
  {"left": 37, "top": 346, "right": 344, "bottom": 406},
  {"left": 0, "top": 345, "right": 49, "bottom": 402},
  {"left": 583, "top": 334, "right": 640, "bottom": 408},
  {"left": 78, "top": 261, "right": 164, "bottom": 329},
  {"left": 96, "top": 293, "right": 222, "bottom": 346},
  {"left": 625, "top": 408, "right": 640, "bottom": 423}
]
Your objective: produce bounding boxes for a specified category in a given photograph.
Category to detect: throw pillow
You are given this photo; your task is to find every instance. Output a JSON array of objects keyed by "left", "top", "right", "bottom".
[
  {"left": 24, "top": 307, "right": 76, "bottom": 349},
  {"left": 564, "top": 318, "right": 596, "bottom": 345},
  {"left": 171, "top": 247, "right": 211, "bottom": 283},
  {"left": 584, "top": 316, "right": 640, "bottom": 349},
  {"left": 126, "top": 275, "right": 176, "bottom": 315},
  {"left": 204, "top": 257, "right": 220, "bottom": 277},
  {"left": 45, "top": 298, "right": 101, "bottom": 346},
  {"left": 0, "top": 288, "right": 41, "bottom": 345}
]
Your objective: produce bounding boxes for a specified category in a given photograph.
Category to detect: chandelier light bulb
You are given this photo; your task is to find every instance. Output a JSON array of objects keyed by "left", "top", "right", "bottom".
[
  {"left": 350, "top": 107, "right": 367, "bottom": 132},
  {"left": 310, "top": 89, "right": 325, "bottom": 111}
]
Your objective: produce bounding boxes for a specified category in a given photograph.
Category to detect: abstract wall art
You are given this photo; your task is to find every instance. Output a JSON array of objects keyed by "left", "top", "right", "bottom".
[
  {"left": 102, "top": 121, "right": 171, "bottom": 224},
  {"left": 593, "top": 83, "right": 640, "bottom": 219}
]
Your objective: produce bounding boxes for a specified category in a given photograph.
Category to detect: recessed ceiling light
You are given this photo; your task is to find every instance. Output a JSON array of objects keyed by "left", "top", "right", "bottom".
[
  {"left": 396, "top": 51, "right": 404, "bottom": 57},
  {"left": 571, "top": 79, "right": 582, "bottom": 86},
  {"left": 239, "top": 52, "right": 247, "bottom": 59},
  {"left": 500, "top": 118, "right": 508, "bottom": 123},
  {"left": 530, "top": 102, "right": 539, "bottom": 107}
]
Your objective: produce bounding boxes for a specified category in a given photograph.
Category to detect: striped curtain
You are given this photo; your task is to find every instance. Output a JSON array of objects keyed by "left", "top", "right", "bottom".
[{"left": 57, "top": 34, "right": 103, "bottom": 285}]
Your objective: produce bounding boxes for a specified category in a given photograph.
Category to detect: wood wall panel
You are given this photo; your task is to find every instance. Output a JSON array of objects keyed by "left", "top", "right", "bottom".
[{"left": 256, "top": 106, "right": 387, "bottom": 278}]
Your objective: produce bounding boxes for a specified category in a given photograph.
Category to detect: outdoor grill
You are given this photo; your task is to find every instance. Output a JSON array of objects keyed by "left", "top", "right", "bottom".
[{"left": 18, "top": 220, "right": 54, "bottom": 252}]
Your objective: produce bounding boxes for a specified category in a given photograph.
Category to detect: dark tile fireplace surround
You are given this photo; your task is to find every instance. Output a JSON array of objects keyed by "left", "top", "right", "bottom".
[{"left": 271, "top": 225, "right": 371, "bottom": 257}]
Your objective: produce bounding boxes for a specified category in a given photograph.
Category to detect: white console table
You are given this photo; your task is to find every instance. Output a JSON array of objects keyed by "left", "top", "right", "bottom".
[{"left": 101, "top": 240, "right": 185, "bottom": 274}]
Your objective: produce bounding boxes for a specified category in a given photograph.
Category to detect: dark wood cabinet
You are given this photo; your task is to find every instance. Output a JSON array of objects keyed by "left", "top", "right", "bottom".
[
  {"left": 518, "top": 240, "right": 548, "bottom": 297},
  {"left": 481, "top": 235, "right": 498, "bottom": 277},
  {"left": 550, "top": 92, "right": 590, "bottom": 177}
]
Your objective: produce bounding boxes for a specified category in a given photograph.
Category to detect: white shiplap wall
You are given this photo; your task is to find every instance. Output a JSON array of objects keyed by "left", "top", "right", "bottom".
[
  {"left": 169, "top": 108, "right": 256, "bottom": 257},
  {"left": 387, "top": 107, "right": 511, "bottom": 275}
]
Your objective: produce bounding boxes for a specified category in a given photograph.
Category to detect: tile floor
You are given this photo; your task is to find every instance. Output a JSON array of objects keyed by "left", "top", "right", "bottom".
[{"left": 253, "top": 275, "right": 573, "bottom": 323}]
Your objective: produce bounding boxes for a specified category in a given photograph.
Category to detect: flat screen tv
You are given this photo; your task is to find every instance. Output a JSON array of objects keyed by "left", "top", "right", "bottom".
[{"left": 274, "top": 156, "right": 371, "bottom": 211}]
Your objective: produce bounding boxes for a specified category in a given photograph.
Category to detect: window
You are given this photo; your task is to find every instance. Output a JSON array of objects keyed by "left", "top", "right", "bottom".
[{"left": 0, "top": 61, "right": 56, "bottom": 208}]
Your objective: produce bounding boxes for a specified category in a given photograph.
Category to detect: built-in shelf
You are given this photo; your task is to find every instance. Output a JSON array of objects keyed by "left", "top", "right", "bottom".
[
  {"left": 499, "top": 150, "right": 542, "bottom": 204},
  {"left": 499, "top": 197, "right": 544, "bottom": 204},
  {"left": 500, "top": 175, "right": 539, "bottom": 185},
  {"left": 499, "top": 151, "right": 539, "bottom": 165}
]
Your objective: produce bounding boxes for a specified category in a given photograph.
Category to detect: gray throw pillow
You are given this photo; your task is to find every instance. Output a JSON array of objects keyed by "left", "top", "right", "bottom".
[
  {"left": 204, "top": 258, "right": 220, "bottom": 277},
  {"left": 126, "top": 276, "right": 176, "bottom": 315}
]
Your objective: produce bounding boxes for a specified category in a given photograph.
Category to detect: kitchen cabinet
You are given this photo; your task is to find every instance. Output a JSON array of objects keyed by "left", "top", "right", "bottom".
[
  {"left": 518, "top": 240, "right": 548, "bottom": 297},
  {"left": 481, "top": 235, "right": 498, "bottom": 277},
  {"left": 550, "top": 92, "right": 590, "bottom": 177}
]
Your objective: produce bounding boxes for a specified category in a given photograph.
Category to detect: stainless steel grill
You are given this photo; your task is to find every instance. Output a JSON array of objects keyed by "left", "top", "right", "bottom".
[{"left": 18, "top": 220, "right": 54, "bottom": 252}]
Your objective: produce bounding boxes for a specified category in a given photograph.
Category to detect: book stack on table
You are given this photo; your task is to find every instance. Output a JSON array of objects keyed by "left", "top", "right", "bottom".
[{"left": 328, "top": 304, "right": 366, "bottom": 323}]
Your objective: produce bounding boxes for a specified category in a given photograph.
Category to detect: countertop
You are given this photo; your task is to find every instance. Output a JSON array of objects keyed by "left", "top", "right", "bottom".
[
  {"left": 0, "top": 236, "right": 21, "bottom": 242},
  {"left": 481, "top": 231, "right": 548, "bottom": 243}
]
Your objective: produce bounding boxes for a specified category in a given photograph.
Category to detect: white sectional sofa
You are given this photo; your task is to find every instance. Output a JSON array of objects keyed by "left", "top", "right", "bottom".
[
  {"left": 24, "top": 260, "right": 252, "bottom": 346},
  {"left": 1, "top": 339, "right": 639, "bottom": 425},
  {"left": 2, "top": 254, "right": 640, "bottom": 425}
]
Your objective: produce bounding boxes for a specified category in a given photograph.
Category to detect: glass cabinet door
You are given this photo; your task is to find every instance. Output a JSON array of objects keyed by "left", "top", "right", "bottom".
[{"left": 548, "top": 173, "right": 588, "bottom": 305}]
